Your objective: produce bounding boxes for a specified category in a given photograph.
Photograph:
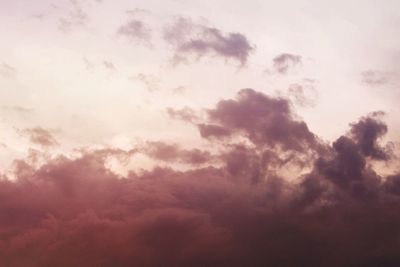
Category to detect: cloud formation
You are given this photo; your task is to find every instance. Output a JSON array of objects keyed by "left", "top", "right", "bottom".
[
  {"left": 163, "top": 17, "right": 254, "bottom": 66},
  {"left": 118, "top": 19, "right": 152, "bottom": 45},
  {"left": 144, "top": 141, "right": 211, "bottom": 165},
  {"left": 0, "top": 62, "right": 17, "bottom": 78},
  {"left": 361, "top": 70, "right": 394, "bottom": 86},
  {"left": 272, "top": 53, "right": 302, "bottom": 74},
  {"left": 287, "top": 80, "right": 318, "bottom": 108},
  {"left": 0, "top": 89, "right": 399, "bottom": 267},
  {"left": 103, "top": 60, "right": 117, "bottom": 71},
  {"left": 21, "top": 127, "right": 58, "bottom": 147},
  {"left": 200, "top": 89, "right": 318, "bottom": 152},
  {"left": 167, "top": 107, "right": 199, "bottom": 123},
  {"left": 58, "top": 0, "right": 89, "bottom": 32},
  {"left": 131, "top": 73, "right": 160, "bottom": 92}
]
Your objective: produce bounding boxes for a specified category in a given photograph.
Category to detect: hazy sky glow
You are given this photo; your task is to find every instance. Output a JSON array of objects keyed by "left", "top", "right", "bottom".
[{"left": 0, "top": 1, "right": 400, "bottom": 266}]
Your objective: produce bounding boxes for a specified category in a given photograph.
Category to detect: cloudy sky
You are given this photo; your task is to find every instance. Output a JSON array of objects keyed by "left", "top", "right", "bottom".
[{"left": 1, "top": 0, "right": 400, "bottom": 266}]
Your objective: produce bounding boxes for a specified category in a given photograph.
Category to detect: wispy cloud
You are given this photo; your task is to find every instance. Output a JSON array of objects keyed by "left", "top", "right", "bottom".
[
  {"left": 118, "top": 19, "right": 152, "bottom": 45},
  {"left": 20, "top": 127, "right": 58, "bottom": 147},
  {"left": 0, "top": 62, "right": 17, "bottom": 78},
  {"left": 361, "top": 70, "right": 397, "bottom": 86},
  {"left": 272, "top": 53, "right": 302, "bottom": 74},
  {"left": 131, "top": 73, "right": 161, "bottom": 92},
  {"left": 163, "top": 17, "right": 254, "bottom": 66},
  {"left": 58, "top": 0, "right": 89, "bottom": 32}
]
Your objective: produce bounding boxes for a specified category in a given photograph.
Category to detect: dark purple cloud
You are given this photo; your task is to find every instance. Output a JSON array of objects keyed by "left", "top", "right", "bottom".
[
  {"left": 1, "top": 90, "right": 400, "bottom": 266},
  {"left": 313, "top": 113, "right": 390, "bottom": 193},
  {"left": 163, "top": 17, "right": 254, "bottom": 66},
  {"left": 349, "top": 112, "right": 389, "bottom": 160},
  {"left": 203, "top": 89, "right": 318, "bottom": 152},
  {"left": 197, "top": 124, "right": 232, "bottom": 139}
]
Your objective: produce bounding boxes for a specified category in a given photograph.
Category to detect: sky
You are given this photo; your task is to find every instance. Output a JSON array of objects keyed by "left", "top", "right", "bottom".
[{"left": 0, "top": 0, "right": 400, "bottom": 266}]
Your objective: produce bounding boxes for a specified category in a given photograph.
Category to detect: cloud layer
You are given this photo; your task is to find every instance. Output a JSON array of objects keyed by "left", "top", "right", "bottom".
[{"left": 0, "top": 89, "right": 399, "bottom": 266}]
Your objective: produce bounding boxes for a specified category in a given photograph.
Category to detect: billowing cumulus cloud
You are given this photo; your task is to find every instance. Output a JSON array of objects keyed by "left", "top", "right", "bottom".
[
  {"left": 1, "top": 89, "right": 399, "bottom": 266},
  {"left": 201, "top": 89, "right": 318, "bottom": 152},
  {"left": 163, "top": 17, "right": 254, "bottom": 66},
  {"left": 349, "top": 112, "right": 389, "bottom": 160}
]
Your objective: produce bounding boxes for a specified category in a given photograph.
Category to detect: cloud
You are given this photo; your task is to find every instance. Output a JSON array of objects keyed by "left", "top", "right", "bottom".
[
  {"left": 131, "top": 73, "right": 161, "bottom": 92},
  {"left": 314, "top": 113, "right": 391, "bottom": 191},
  {"left": 125, "top": 8, "right": 150, "bottom": 16},
  {"left": 82, "top": 57, "right": 95, "bottom": 70},
  {"left": 201, "top": 89, "right": 318, "bottom": 152},
  {"left": 197, "top": 124, "right": 232, "bottom": 139},
  {"left": 272, "top": 53, "right": 302, "bottom": 74},
  {"left": 287, "top": 80, "right": 318, "bottom": 108},
  {"left": 171, "top": 85, "right": 187, "bottom": 95},
  {"left": 163, "top": 17, "right": 254, "bottom": 66},
  {"left": 103, "top": 60, "right": 117, "bottom": 71},
  {"left": 2, "top": 106, "right": 33, "bottom": 115},
  {"left": 144, "top": 141, "right": 211, "bottom": 165},
  {"left": 1, "top": 90, "right": 400, "bottom": 266},
  {"left": 349, "top": 112, "right": 389, "bottom": 160},
  {"left": 361, "top": 70, "right": 395, "bottom": 86},
  {"left": 167, "top": 107, "right": 199, "bottom": 123},
  {"left": 58, "top": 0, "right": 89, "bottom": 32},
  {"left": 21, "top": 127, "right": 58, "bottom": 147},
  {"left": 0, "top": 62, "right": 17, "bottom": 78},
  {"left": 118, "top": 19, "right": 152, "bottom": 45}
]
